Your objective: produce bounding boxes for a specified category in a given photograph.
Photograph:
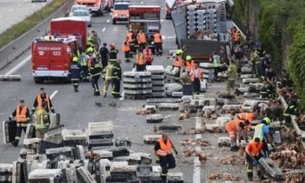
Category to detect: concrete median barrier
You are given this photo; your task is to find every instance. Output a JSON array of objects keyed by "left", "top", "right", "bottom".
[
  {"left": 0, "top": 75, "right": 21, "bottom": 81},
  {"left": 0, "top": 0, "right": 73, "bottom": 71}
]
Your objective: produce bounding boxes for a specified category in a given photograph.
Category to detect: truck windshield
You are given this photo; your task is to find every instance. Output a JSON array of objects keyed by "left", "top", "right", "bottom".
[{"left": 114, "top": 4, "right": 129, "bottom": 10}]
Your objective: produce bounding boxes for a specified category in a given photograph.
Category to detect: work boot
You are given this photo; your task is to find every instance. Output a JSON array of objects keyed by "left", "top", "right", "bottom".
[
  {"left": 247, "top": 172, "right": 253, "bottom": 181},
  {"left": 230, "top": 145, "right": 239, "bottom": 151},
  {"left": 125, "top": 59, "right": 131, "bottom": 63},
  {"left": 12, "top": 141, "right": 18, "bottom": 147}
]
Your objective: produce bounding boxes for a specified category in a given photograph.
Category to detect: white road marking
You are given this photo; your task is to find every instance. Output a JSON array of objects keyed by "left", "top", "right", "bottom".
[
  {"left": 5, "top": 55, "right": 31, "bottom": 76},
  {"left": 50, "top": 90, "right": 58, "bottom": 100},
  {"left": 17, "top": 4, "right": 21, "bottom": 7},
  {"left": 193, "top": 117, "right": 202, "bottom": 183},
  {"left": 107, "top": 19, "right": 110, "bottom": 23},
  {"left": 9, "top": 9, "right": 13, "bottom": 12},
  {"left": 102, "top": 28, "right": 106, "bottom": 32}
]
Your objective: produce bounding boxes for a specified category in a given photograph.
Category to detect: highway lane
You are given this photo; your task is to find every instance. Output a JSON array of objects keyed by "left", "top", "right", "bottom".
[
  {"left": 0, "top": 0, "right": 53, "bottom": 34},
  {"left": 0, "top": 0, "right": 197, "bottom": 181}
]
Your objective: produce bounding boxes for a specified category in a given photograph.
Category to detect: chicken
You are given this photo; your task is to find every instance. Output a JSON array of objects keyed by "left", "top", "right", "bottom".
[
  {"left": 209, "top": 173, "right": 222, "bottom": 180},
  {"left": 88, "top": 150, "right": 101, "bottom": 160},
  {"left": 198, "top": 151, "right": 207, "bottom": 163},
  {"left": 178, "top": 114, "right": 185, "bottom": 121},
  {"left": 184, "top": 109, "right": 190, "bottom": 118},
  {"left": 153, "top": 125, "right": 158, "bottom": 133},
  {"left": 238, "top": 146, "right": 244, "bottom": 156}
]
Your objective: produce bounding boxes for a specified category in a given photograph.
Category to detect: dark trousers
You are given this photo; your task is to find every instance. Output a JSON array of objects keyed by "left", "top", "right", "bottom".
[
  {"left": 124, "top": 51, "right": 131, "bottom": 62},
  {"left": 284, "top": 116, "right": 292, "bottom": 126},
  {"left": 101, "top": 57, "right": 108, "bottom": 69},
  {"left": 139, "top": 43, "right": 146, "bottom": 50},
  {"left": 71, "top": 79, "right": 79, "bottom": 91},
  {"left": 214, "top": 67, "right": 220, "bottom": 79},
  {"left": 91, "top": 75, "right": 100, "bottom": 96},
  {"left": 136, "top": 64, "right": 146, "bottom": 72},
  {"left": 160, "top": 154, "right": 176, "bottom": 182},
  {"left": 14, "top": 124, "right": 27, "bottom": 146},
  {"left": 246, "top": 154, "right": 262, "bottom": 180},
  {"left": 130, "top": 44, "right": 135, "bottom": 54},
  {"left": 146, "top": 62, "right": 152, "bottom": 66},
  {"left": 81, "top": 66, "right": 88, "bottom": 80},
  {"left": 111, "top": 78, "right": 121, "bottom": 98},
  {"left": 193, "top": 78, "right": 201, "bottom": 94},
  {"left": 154, "top": 43, "right": 162, "bottom": 55},
  {"left": 262, "top": 139, "right": 269, "bottom": 156}
]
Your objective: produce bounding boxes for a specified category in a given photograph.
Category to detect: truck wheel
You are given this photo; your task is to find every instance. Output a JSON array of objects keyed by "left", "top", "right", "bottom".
[
  {"left": 34, "top": 77, "right": 43, "bottom": 84},
  {"left": 112, "top": 19, "right": 116, "bottom": 25},
  {"left": 96, "top": 11, "right": 101, "bottom": 17}
]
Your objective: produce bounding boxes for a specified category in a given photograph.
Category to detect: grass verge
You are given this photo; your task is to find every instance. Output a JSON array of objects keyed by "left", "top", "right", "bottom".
[{"left": 0, "top": 0, "right": 66, "bottom": 49}]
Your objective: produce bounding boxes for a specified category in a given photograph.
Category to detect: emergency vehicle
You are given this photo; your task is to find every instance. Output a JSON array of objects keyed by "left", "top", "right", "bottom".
[
  {"left": 31, "top": 35, "right": 80, "bottom": 83},
  {"left": 75, "top": 0, "right": 104, "bottom": 16},
  {"left": 112, "top": 0, "right": 130, "bottom": 24}
]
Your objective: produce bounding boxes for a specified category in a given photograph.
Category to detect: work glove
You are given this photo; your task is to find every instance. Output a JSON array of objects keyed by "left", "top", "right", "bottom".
[
  {"left": 51, "top": 109, "right": 55, "bottom": 113},
  {"left": 155, "top": 156, "right": 160, "bottom": 164},
  {"left": 8, "top": 117, "right": 12, "bottom": 121},
  {"left": 262, "top": 154, "right": 267, "bottom": 158},
  {"left": 174, "top": 149, "right": 178, "bottom": 155},
  {"left": 31, "top": 110, "right": 35, "bottom": 115},
  {"left": 253, "top": 160, "right": 258, "bottom": 166}
]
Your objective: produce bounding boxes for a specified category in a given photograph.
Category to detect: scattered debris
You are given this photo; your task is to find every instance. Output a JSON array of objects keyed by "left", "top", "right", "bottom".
[
  {"left": 209, "top": 173, "right": 222, "bottom": 180},
  {"left": 223, "top": 172, "right": 242, "bottom": 181},
  {"left": 180, "top": 138, "right": 210, "bottom": 147},
  {"left": 219, "top": 155, "right": 246, "bottom": 165}
]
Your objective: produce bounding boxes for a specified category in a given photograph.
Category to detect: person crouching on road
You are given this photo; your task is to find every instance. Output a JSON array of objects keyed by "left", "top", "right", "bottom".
[
  {"left": 89, "top": 58, "right": 102, "bottom": 96},
  {"left": 9, "top": 100, "right": 31, "bottom": 147},
  {"left": 245, "top": 137, "right": 267, "bottom": 181},
  {"left": 135, "top": 48, "right": 146, "bottom": 71},
  {"left": 70, "top": 56, "right": 82, "bottom": 92},
  {"left": 111, "top": 59, "right": 122, "bottom": 98},
  {"left": 189, "top": 62, "right": 202, "bottom": 95},
  {"left": 154, "top": 134, "right": 178, "bottom": 183},
  {"left": 225, "top": 117, "right": 250, "bottom": 151},
  {"left": 35, "top": 102, "right": 50, "bottom": 139}
]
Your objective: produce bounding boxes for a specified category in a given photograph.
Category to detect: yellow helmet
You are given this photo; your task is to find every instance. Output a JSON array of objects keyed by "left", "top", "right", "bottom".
[
  {"left": 73, "top": 57, "right": 78, "bottom": 62},
  {"left": 186, "top": 55, "right": 192, "bottom": 60}
]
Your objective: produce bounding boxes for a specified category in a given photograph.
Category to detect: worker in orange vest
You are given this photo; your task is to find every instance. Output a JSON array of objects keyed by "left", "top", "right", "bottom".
[
  {"left": 135, "top": 48, "right": 146, "bottom": 71},
  {"left": 245, "top": 137, "right": 267, "bottom": 181},
  {"left": 189, "top": 62, "right": 202, "bottom": 94},
  {"left": 32, "top": 87, "right": 55, "bottom": 114},
  {"left": 172, "top": 50, "right": 183, "bottom": 78},
  {"left": 225, "top": 116, "right": 250, "bottom": 151},
  {"left": 143, "top": 45, "right": 153, "bottom": 65},
  {"left": 153, "top": 30, "right": 163, "bottom": 56},
  {"left": 154, "top": 134, "right": 177, "bottom": 183},
  {"left": 9, "top": 100, "right": 31, "bottom": 147},
  {"left": 231, "top": 26, "right": 241, "bottom": 45},
  {"left": 137, "top": 29, "right": 147, "bottom": 50},
  {"left": 238, "top": 111, "right": 257, "bottom": 123},
  {"left": 122, "top": 36, "right": 131, "bottom": 63},
  {"left": 126, "top": 29, "right": 136, "bottom": 56},
  {"left": 185, "top": 55, "right": 195, "bottom": 71}
]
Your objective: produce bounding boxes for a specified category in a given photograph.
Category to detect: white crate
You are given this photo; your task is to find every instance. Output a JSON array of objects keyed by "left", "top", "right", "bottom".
[
  {"left": 240, "top": 74, "right": 256, "bottom": 79},
  {"left": 26, "top": 154, "right": 47, "bottom": 162},
  {"left": 77, "top": 167, "right": 97, "bottom": 183},
  {"left": 123, "top": 83, "right": 152, "bottom": 89},
  {"left": 167, "top": 172, "right": 184, "bottom": 181},
  {"left": 45, "top": 147, "right": 72, "bottom": 155},
  {"left": 164, "top": 66, "right": 180, "bottom": 76},
  {"left": 143, "top": 135, "right": 161, "bottom": 142},
  {"left": 146, "top": 114, "right": 163, "bottom": 121},
  {"left": 123, "top": 77, "right": 152, "bottom": 83},
  {"left": 158, "top": 103, "right": 179, "bottom": 110},
  {"left": 203, "top": 106, "right": 216, "bottom": 112},
  {"left": 0, "top": 164, "right": 13, "bottom": 172},
  {"left": 190, "top": 99, "right": 205, "bottom": 106},
  {"left": 202, "top": 98, "right": 216, "bottom": 106},
  {"left": 222, "top": 104, "right": 241, "bottom": 111},
  {"left": 243, "top": 92, "right": 260, "bottom": 98},
  {"left": 146, "top": 65, "right": 165, "bottom": 73},
  {"left": 249, "top": 83, "right": 264, "bottom": 90},
  {"left": 28, "top": 169, "right": 62, "bottom": 179},
  {"left": 88, "top": 121, "right": 114, "bottom": 133},
  {"left": 242, "top": 78, "right": 259, "bottom": 84},
  {"left": 218, "top": 136, "right": 231, "bottom": 147},
  {"left": 216, "top": 117, "right": 231, "bottom": 126},
  {"left": 144, "top": 105, "right": 157, "bottom": 112},
  {"left": 123, "top": 71, "right": 151, "bottom": 77},
  {"left": 241, "top": 100, "right": 258, "bottom": 112},
  {"left": 23, "top": 138, "right": 41, "bottom": 146},
  {"left": 92, "top": 150, "right": 113, "bottom": 159},
  {"left": 110, "top": 164, "right": 137, "bottom": 172},
  {"left": 193, "top": 95, "right": 205, "bottom": 100},
  {"left": 62, "top": 129, "right": 87, "bottom": 141},
  {"left": 199, "top": 62, "right": 214, "bottom": 68}
]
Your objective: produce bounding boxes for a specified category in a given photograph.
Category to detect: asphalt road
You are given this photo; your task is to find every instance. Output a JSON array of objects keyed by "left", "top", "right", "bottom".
[
  {"left": 0, "top": 0, "right": 256, "bottom": 181},
  {"left": 0, "top": 0, "right": 53, "bottom": 34}
]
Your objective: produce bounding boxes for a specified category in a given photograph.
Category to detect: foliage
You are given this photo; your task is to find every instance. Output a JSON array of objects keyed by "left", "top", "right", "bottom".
[{"left": 0, "top": 0, "right": 66, "bottom": 49}]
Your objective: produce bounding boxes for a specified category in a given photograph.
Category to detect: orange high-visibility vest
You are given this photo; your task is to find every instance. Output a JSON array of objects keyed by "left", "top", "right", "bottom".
[
  {"left": 37, "top": 94, "right": 51, "bottom": 111},
  {"left": 239, "top": 112, "right": 255, "bottom": 122},
  {"left": 136, "top": 53, "right": 145, "bottom": 65},
  {"left": 246, "top": 140, "right": 263, "bottom": 156},
  {"left": 190, "top": 68, "right": 202, "bottom": 81},
  {"left": 137, "top": 32, "right": 147, "bottom": 44},
  {"left": 225, "top": 117, "right": 243, "bottom": 132},
  {"left": 122, "top": 40, "right": 130, "bottom": 52},
  {"left": 126, "top": 32, "right": 134, "bottom": 43},
  {"left": 153, "top": 33, "right": 162, "bottom": 43},
  {"left": 156, "top": 138, "right": 172, "bottom": 156},
  {"left": 16, "top": 106, "right": 28, "bottom": 123},
  {"left": 186, "top": 60, "right": 195, "bottom": 70},
  {"left": 173, "top": 55, "right": 183, "bottom": 67}
]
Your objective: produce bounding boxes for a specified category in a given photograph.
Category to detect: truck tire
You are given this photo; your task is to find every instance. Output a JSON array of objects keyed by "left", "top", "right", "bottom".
[
  {"left": 34, "top": 77, "right": 43, "bottom": 84},
  {"left": 96, "top": 11, "right": 101, "bottom": 17},
  {"left": 112, "top": 19, "right": 116, "bottom": 25}
]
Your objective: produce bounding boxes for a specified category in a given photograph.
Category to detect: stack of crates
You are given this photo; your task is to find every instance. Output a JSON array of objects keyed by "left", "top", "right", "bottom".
[
  {"left": 123, "top": 72, "right": 152, "bottom": 99},
  {"left": 146, "top": 65, "right": 165, "bottom": 98},
  {"left": 88, "top": 121, "right": 114, "bottom": 150},
  {"left": 62, "top": 129, "right": 87, "bottom": 146},
  {"left": 186, "top": 1, "right": 227, "bottom": 39},
  {"left": 0, "top": 164, "right": 13, "bottom": 183},
  {"left": 28, "top": 169, "right": 63, "bottom": 183}
]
